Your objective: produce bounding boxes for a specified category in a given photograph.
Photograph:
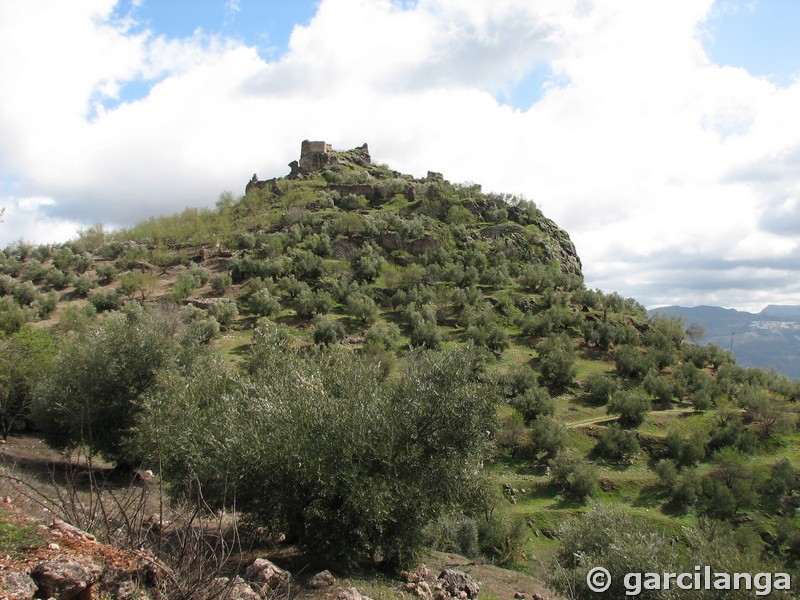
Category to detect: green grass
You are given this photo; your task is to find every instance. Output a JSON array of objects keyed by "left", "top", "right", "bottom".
[{"left": 0, "top": 516, "right": 43, "bottom": 557}]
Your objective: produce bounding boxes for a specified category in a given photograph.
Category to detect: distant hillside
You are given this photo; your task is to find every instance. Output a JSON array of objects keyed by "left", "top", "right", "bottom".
[{"left": 649, "top": 304, "right": 800, "bottom": 379}]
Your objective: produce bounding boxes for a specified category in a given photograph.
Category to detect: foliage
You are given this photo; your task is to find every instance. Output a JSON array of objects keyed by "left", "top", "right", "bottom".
[
  {"left": 592, "top": 423, "right": 640, "bottom": 461},
  {"left": 135, "top": 342, "right": 497, "bottom": 569},
  {"left": 0, "top": 327, "right": 55, "bottom": 439},
  {"left": 32, "top": 305, "right": 186, "bottom": 465},
  {"left": 607, "top": 389, "right": 651, "bottom": 427},
  {"left": 537, "top": 333, "right": 577, "bottom": 390},
  {"left": 549, "top": 450, "right": 597, "bottom": 500}
]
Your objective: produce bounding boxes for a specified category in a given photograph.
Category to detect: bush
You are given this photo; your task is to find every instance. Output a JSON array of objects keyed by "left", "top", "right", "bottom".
[
  {"left": 207, "top": 298, "right": 238, "bottom": 329},
  {"left": 607, "top": 389, "right": 651, "bottom": 427},
  {"left": 584, "top": 373, "right": 619, "bottom": 405},
  {"left": 477, "top": 515, "right": 528, "bottom": 566},
  {"left": 548, "top": 450, "right": 597, "bottom": 500},
  {"left": 209, "top": 273, "right": 232, "bottom": 295},
  {"left": 95, "top": 263, "right": 118, "bottom": 284},
  {"left": 529, "top": 416, "right": 566, "bottom": 463},
  {"left": 592, "top": 423, "right": 640, "bottom": 461},
  {"left": 614, "top": 344, "right": 651, "bottom": 379},
  {"left": 427, "top": 516, "right": 480, "bottom": 558},
  {"left": 510, "top": 385, "right": 554, "bottom": 424},
  {"left": 345, "top": 292, "right": 378, "bottom": 324},
  {"left": 537, "top": 333, "right": 576, "bottom": 390},
  {"left": 665, "top": 425, "right": 707, "bottom": 467},
  {"left": 313, "top": 316, "right": 345, "bottom": 346},
  {"left": 33, "top": 305, "right": 185, "bottom": 466},
  {"left": 0, "top": 327, "right": 55, "bottom": 439},
  {"left": 364, "top": 321, "right": 400, "bottom": 350},
  {"left": 135, "top": 343, "right": 497, "bottom": 569},
  {"left": 89, "top": 288, "right": 121, "bottom": 312},
  {"left": 248, "top": 288, "right": 281, "bottom": 318}
]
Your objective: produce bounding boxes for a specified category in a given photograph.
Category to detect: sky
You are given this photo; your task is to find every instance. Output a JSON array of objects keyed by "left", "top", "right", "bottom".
[{"left": 1, "top": 0, "right": 800, "bottom": 312}]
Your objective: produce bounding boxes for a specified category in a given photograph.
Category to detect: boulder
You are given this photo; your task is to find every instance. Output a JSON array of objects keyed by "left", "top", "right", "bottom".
[
  {"left": 0, "top": 569, "right": 38, "bottom": 600},
  {"left": 212, "top": 576, "right": 261, "bottom": 600},
  {"left": 308, "top": 569, "right": 336, "bottom": 588},
  {"left": 30, "top": 557, "right": 102, "bottom": 600},
  {"left": 244, "top": 558, "right": 291, "bottom": 590},
  {"left": 336, "top": 587, "right": 374, "bottom": 600},
  {"left": 437, "top": 570, "right": 479, "bottom": 600}
]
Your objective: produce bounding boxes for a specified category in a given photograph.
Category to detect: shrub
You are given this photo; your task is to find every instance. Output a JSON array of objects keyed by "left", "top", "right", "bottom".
[
  {"left": 207, "top": 298, "right": 238, "bottom": 329},
  {"left": 345, "top": 292, "right": 378, "bottom": 324},
  {"left": 614, "top": 344, "right": 651, "bottom": 379},
  {"left": 44, "top": 268, "right": 69, "bottom": 290},
  {"left": 592, "top": 423, "right": 640, "bottom": 461},
  {"left": 209, "top": 273, "right": 232, "bottom": 295},
  {"left": 529, "top": 416, "right": 566, "bottom": 463},
  {"left": 0, "top": 327, "right": 55, "bottom": 439},
  {"left": 510, "top": 385, "right": 554, "bottom": 424},
  {"left": 95, "top": 263, "right": 117, "bottom": 284},
  {"left": 665, "top": 425, "right": 707, "bottom": 467},
  {"left": 33, "top": 305, "right": 184, "bottom": 466},
  {"left": 89, "top": 288, "right": 121, "bottom": 312},
  {"left": 607, "top": 389, "right": 651, "bottom": 427},
  {"left": 313, "top": 316, "right": 345, "bottom": 346},
  {"left": 293, "top": 288, "right": 333, "bottom": 319},
  {"left": 537, "top": 333, "right": 576, "bottom": 390},
  {"left": 135, "top": 343, "right": 497, "bottom": 569},
  {"left": 496, "top": 409, "right": 528, "bottom": 458},
  {"left": 584, "top": 373, "right": 619, "bottom": 405},
  {"left": 248, "top": 288, "right": 281, "bottom": 318},
  {"left": 364, "top": 321, "right": 400, "bottom": 350},
  {"left": 548, "top": 450, "right": 597, "bottom": 500}
]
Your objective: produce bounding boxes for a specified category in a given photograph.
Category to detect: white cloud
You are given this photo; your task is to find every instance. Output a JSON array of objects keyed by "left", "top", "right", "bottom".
[{"left": 1, "top": 0, "right": 799, "bottom": 310}]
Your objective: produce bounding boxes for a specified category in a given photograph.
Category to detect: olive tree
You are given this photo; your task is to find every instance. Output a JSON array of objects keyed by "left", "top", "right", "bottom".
[
  {"left": 0, "top": 327, "right": 55, "bottom": 439},
  {"left": 135, "top": 335, "right": 498, "bottom": 569},
  {"left": 32, "top": 304, "right": 186, "bottom": 467}
]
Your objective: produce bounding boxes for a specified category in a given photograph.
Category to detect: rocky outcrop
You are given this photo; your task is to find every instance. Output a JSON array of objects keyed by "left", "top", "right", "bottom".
[
  {"left": 30, "top": 558, "right": 103, "bottom": 600},
  {"left": 0, "top": 570, "right": 38, "bottom": 600},
  {"left": 400, "top": 566, "right": 480, "bottom": 600}
]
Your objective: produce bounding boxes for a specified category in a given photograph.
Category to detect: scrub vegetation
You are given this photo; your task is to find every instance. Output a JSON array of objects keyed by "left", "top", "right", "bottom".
[{"left": 1, "top": 145, "right": 799, "bottom": 598}]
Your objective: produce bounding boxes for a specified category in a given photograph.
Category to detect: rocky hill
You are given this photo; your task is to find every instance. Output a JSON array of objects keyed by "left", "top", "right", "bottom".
[{"left": 2, "top": 141, "right": 800, "bottom": 600}]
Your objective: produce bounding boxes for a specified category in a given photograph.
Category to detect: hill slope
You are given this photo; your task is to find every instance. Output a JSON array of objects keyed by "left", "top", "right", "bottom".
[
  {"left": 2, "top": 141, "right": 800, "bottom": 599},
  {"left": 650, "top": 305, "right": 800, "bottom": 379}
]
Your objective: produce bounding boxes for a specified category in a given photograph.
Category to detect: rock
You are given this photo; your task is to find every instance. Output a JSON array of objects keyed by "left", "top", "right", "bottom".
[
  {"left": 336, "top": 587, "right": 374, "bottom": 600},
  {"left": 514, "top": 593, "right": 526, "bottom": 599},
  {"left": 415, "top": 580, "right": 433, "bottom": 600},
  {"left": 244, "top": 558, "right": 291, "bottom": 590},
  {"left": 437, "top": 570, "right": 480, "bottom": 600},
  {"left": 760, "top": 530, "right": 778, "bottom": 545},
  {"left": 30, "top": 557, "right": 102, "bottom": 600},
  {"left": 308, "top": 569, "right": 336, "bottom": 588},
  {"left": 409, "top": 236, "right": 440, "bottom": 256},
  {"left": 0, "top": 569, "right": 38, "bottom": 600},
  {"left": 50, "top": 518, "right": 96, "bottom": 542},
  {"left": 114, "top": 579, "right": 153, "bottom": 600},
  {"left": 541, "top": 529, "right": 557, "bottom": 540},
  {"left": 212, "top": 576, "right": 261, "bottom": 600},
  {"left": 426, "top": 171, "right": 444, "bottom": 182}
]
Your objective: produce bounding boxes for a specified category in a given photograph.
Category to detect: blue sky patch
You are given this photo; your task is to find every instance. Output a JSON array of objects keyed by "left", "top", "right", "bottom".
[{"left": 704, "top": 0, "right": 800, "bottom": 85}]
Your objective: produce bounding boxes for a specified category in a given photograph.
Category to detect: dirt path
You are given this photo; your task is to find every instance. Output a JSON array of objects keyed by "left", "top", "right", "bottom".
[{"left": 565, "top": 407, "right": 695, "bottom": 429}]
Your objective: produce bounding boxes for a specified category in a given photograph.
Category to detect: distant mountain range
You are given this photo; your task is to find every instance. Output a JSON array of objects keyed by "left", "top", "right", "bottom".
[{"left": 648, "top": 305, "right": 800, "bottom": 379}]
